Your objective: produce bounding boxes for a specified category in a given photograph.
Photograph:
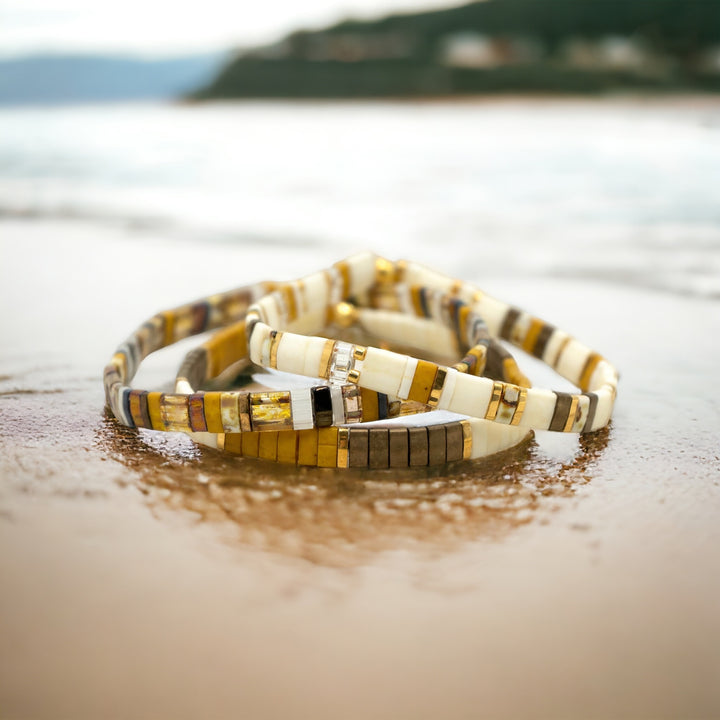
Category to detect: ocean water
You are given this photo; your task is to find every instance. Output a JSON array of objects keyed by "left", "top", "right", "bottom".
[{"left": 0, "top": 97, "right": 719, "bottom": 299}]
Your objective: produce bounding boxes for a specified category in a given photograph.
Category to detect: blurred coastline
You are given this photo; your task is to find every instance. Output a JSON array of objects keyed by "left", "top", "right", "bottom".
[
  {"left": 193, "top": 0, "right": 720, "bottom": 99},
  {"left": 2, "top": 0, "right": 719, "bottom": 106}
]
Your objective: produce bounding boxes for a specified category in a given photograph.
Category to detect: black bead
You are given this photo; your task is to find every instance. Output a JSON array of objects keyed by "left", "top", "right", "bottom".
[{"left": 312, "top": 386, "right": 333, "bottom": 427}]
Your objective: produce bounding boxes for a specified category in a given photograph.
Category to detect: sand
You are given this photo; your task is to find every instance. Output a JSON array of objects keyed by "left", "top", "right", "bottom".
[{"left": 1, "top": 217, "right": 719, "bottom": 719}]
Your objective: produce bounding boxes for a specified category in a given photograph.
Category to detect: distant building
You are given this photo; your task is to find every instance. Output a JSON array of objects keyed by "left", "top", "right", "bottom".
[
  {"left": 439, "top": 32, "right": 544, "bottom": 68},
  {"left": 275, "top": 32, "right": 416, "bottom": 62},
  {"left": 700, "top": 45, "right": 720, "bottom": 74},
  {"left": 440, "top": 32, "right": 497, "bottom": 68},
  {"left": 562, "top": 36, "right": 654, "bottom": 72}
]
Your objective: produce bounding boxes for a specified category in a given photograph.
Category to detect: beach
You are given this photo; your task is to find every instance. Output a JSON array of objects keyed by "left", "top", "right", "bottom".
[{"left": 1, "top": 97, "right": 719, "bottom": 718}]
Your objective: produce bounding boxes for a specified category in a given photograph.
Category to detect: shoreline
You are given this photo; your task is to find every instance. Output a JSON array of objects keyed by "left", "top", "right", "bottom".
[
  {"left": 180, "top": 89, "right": 720, "bottom": 106},
  {"left": 0, "top": 90, "right": 717, "bottom": 111}
]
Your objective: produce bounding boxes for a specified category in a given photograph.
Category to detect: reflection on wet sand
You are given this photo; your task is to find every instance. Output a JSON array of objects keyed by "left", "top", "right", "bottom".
[{"left": 96, "top": 410, "right": 610, "bottom": 565}]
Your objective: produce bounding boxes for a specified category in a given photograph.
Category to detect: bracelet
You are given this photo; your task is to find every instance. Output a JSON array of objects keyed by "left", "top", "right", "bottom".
[
  {"left": 205, "top": 420, "right": 531, "bottom": 468},
  {"left": 246, "top": 255, "right": 618, "bottom": 434},
  {"left": 104, "top": 280, "right": 274, "bottom": 431},
  {"left": 172, "top": 292, "right": 530, "bottom": 435},
  {"left": 103, "top": 258, "right": 381, "bottom": 431},
  {"left": 103, "top": 254, "right": 529, "bottom": 435},
  {"left": 178, "top": 311, "right": 531, "bottom": 467}
]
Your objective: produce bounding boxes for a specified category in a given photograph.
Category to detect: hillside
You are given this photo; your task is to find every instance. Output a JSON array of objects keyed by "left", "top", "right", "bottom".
[{"left": 192, "top": 0, "right": 720, "bottom": 98}]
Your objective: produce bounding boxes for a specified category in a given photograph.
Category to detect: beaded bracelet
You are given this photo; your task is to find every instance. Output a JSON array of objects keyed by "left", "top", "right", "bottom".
[
  {"left": 246, "top": 255, "right": 618, "bottom": 434},
  {"left": 103, "top": 254, "right": 529, "bottom": 435},
  {"left": 104, "top": 281, "right": 273, "bottom": 431},
  {"left": 177, "top": 311, "right": 531, "bottom": 467},
  {"left": 103, "top": 256, "right": 390, "bottom": 431},
  {"left": 172, "top": 291, "right": 530, "bottom": 435},
  {"left": 201, "top": 413, "right": 531, "bottom": 468}
]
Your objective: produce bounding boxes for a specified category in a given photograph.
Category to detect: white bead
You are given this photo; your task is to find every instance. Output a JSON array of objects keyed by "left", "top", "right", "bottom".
[
  {"left": 326, "top": 266, "right": 342, "bottom": 305},
  {"left": 248, "top": 322, "right": 271, "bottom": 365},
  {"left": 447, "top": 372, "right": 493, "bottom": 418},
  {"left": 359, "top": 347, "right": 407, "bottom": 397},
  {"left": 397, "top": 356, "right": 418, "bottom": 398},
  {"left": 302, "top": 336, "right": 329, "bottom": 378},
  {"left": 114, "top": 385, "right": 132, "bottom": 426},
  {"left": 117, "top": 341, "right": 138, "bottom": 379},
  {"left": 344, "top": 252, "right": 377, "bottom": 297},
  {"left": 508, "top": 312, "right": 531, "bottom": 346},
  {"left": 358, "top": 310, "right": 455, "bottom": 355},
  {"left": 403, "top": 262, "right": 454, "bottom": 293},
  {"left": 542, "top": 329, "right": 570, "bottom": 368},
  {"left": 590, "top": 360, "right": 619, "bottom": 392},
  {"left": 292, "top": 271, "right": 331, "bottom": 334},
  {"left": 330, "top": 385, "right": 345, "bottom": 424},
  {"left": 260, "top": 335, "right": 272, "bottom": 367},
  {"left": 398, "top": 286, "right": 415, "bottom": 316},
  {"left": 571, "top": 394, "right": 591, "bottom": 433},
  {"left": 277, "top": 333, "right": 310, "bottom": 376},
  {"left": 256, "top": 296, "right": 281, "bottom": 330},
  {"left": 472, "top": 296, "right": 507, "bottom": 337},
  {"left": 556, "top": 338, "right": 589, "bottom": 386},
  {"left": 589, "top": 387, "right": 615, "bottom": 431},
  {"left": 519, "top": 387, "right": 556, "bottom": 430},
  {"left": 290, "top": 388, "right": 314, "bottom": 430},
  {"left": 437, "top": 368, "right": 459, "bottom": 411},
  {"left": 468, "top": 419, "right": 529, "bottom": 458}
]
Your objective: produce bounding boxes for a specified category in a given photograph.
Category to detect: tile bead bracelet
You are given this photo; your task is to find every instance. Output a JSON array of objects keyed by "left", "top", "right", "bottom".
[
  {"left": 176, "top": 309, "right": 532, "bottom": 467},
  {"left": 103, "top": 254, "right": 528, "bottom": 436},
  {"left": 102, "top": 257, "right": 532, "bottom": 467},
  {"left": 246, "top": 255, "right": 618, "bottom": 434},
  {"left": 172, "top": 288, "right": 531, "bottom": 435},
  {"left": 103, "top": 280, "right": 274, "bottom": 431}
]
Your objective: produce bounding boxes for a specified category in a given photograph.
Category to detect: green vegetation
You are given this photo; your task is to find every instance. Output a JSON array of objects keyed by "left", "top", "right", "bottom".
[{"left": 192, "top": 0, "right": 720, "bottom": 98}]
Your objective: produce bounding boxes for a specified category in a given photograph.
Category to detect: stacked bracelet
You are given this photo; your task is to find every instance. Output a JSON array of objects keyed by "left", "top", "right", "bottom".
[
  {"left": 173, "top": 289, "right": 530, "bottom": 434},
  {"left": 174, "top": 307, "right": 532, "bottom": 467},
  {"left": 103, "top": 252, "right": 616, "bottom": 472},
  {"left": 103, "top": 253, "right": 530, "bottom": 436},
  {"left": 245, "top": 255, "right": 618, "bottom": 434}
]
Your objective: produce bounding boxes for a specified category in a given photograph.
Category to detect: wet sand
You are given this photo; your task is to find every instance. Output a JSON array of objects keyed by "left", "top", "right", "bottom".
[{"left": 1, "top": 219, "right": 720, "bottom": 719}]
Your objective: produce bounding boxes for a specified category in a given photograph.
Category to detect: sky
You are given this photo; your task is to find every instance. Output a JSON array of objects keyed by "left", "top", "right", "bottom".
[{"left": 0, "top": 0, "right": 465, "bottom": 57}]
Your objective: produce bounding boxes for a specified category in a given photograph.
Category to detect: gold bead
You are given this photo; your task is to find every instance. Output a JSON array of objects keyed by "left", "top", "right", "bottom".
[
  {"left": 333, "top": 301, "right": 358, "bottom": 329},
  {"left": 352, "top": 345, "right": 367, "bottom": 361},
  {"left": 375, "top": 257, "right": 395, "bottom": 285},
  {"left": 347, "top": 369, "right": 361, "bottom": 384}
]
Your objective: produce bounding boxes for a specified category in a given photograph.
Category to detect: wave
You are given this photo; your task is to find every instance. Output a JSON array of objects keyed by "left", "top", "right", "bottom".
[
  {"left": 0, "top": 203, "right": 326, "bottom": 250},
  {"left": 2, "top": 201, "right": 718, "bottom": 303}
]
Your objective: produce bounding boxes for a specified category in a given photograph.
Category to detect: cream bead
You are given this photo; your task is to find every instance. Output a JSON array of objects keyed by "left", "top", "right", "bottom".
[
  {"left": 518, "top": 387, "right": 557, "bottom": 430},
  {"left": 358, "top": 347, "right": 408, "bottom": 397},
  {"left": 556, "top": 338, "right": 590, "bottom": 387},
  {"left": 273, "top": 333, "right": 308, "bottom": 376},
  {"left": 446, "top": 371, "right": 494, "bottom": 419}
]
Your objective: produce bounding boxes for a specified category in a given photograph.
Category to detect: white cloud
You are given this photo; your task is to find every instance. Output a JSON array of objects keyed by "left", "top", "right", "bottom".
[{"left": 0, "top": 0, "right": 464, "bottom": 56}]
